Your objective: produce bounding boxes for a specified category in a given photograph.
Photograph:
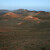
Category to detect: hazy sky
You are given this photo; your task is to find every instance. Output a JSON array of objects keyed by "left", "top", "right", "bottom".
[{"left": 0, "top": 0, "right": 50, "bottom": 11}]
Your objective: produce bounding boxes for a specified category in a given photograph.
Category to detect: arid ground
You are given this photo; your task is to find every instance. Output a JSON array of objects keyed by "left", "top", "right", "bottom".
[{"left": 0, "top": 9, "right": 50, "bottom": 50}]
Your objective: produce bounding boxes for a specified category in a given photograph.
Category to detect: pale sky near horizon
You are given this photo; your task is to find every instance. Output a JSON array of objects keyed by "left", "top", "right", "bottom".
[{"left": 0, "top": 0, "right": 50, "bottom": 11}]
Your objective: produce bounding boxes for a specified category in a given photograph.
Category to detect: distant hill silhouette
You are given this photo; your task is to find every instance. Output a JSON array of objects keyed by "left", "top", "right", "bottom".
[
  {"left": 0, "top": 9, "right": 50, "bottom": 32},
  {"left": 13, "top": 9, "right": 29, "bottom": 14},
  {"left": 0, "top": 10, "right": 10, "bottom": 15},
  {"left": 0, "top": 9, "right": 50, "bottom": 20}
]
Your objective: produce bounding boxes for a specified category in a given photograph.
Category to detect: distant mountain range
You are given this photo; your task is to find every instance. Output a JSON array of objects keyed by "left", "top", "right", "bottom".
[
  {"left": 0, "top": 9, "right": 50, "bottom": 20},
  {"left": 0, "top": 9, "right": 50, "bottom": 32},
  {"left": 0, "top": 9, "right": 49, "bottom": 14}
]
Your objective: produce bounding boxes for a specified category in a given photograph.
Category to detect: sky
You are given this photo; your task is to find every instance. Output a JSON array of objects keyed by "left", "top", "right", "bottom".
[{"left": 0, "top": 0, "right": 50, "bottom": 12}]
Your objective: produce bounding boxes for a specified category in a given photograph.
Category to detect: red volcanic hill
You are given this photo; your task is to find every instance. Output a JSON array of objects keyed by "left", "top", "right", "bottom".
[
  {"left": 24, "top": 15, "right": 40, "bottom": 21},
  {"left": 36, "top": 12, "right": 40, "bottom": 15},
  {"left": 2, "top": 12, "right": 22, "bottom": 18},
  {"left": 48, "top": 12, "right": 50, "bottom": 15}
]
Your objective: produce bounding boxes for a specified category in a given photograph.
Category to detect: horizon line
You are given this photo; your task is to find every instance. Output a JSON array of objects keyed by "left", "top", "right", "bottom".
[{"left": 0, "top": 8, "right": 50, "bottom": 12}]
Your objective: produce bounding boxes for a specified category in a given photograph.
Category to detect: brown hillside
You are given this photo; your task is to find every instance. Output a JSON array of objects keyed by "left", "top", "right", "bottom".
[
  {"left": 24, "top": 15, "right": 40, "bottom": 21},
  {"left": 2, "top": 12, "right": 22, "bottom": 18}
]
